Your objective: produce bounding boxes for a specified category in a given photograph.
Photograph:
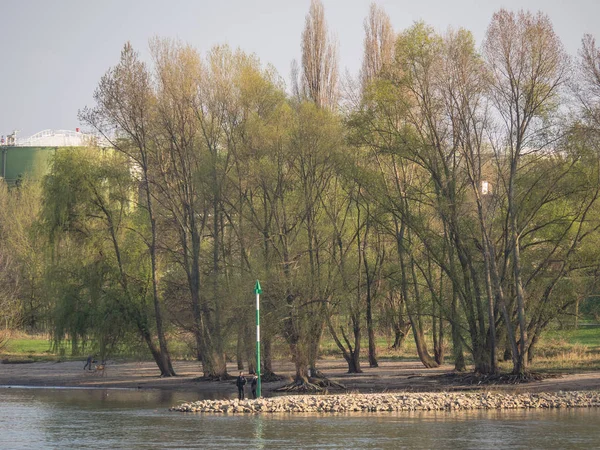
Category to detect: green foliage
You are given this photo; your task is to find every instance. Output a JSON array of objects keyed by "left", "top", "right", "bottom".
[
  {"left": 0, "top": 180, "right": 46, "bottom": 331},
  {"left": 40, "top": 148, "right": 146, "bottom": 358},
  {"left": 2, "top": 337, "right": 55, "bottom": 357},
  {"left": 2, "top": 10, "right": 600, "bottom": 378}
]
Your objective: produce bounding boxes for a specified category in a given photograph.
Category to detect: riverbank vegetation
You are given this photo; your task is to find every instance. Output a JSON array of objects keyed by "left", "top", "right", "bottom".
[
  {"left": 3, "top": 327, "right": 600, "bottom": 375},
  {"left": 1, "top": 2, "right": 600, "bottom": 385}
]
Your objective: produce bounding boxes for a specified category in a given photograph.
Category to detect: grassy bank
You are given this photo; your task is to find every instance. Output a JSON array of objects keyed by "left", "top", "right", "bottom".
[
  {"left": 2, "top": 326, "right": 599, "bottom": 371},
  {"left": 528, "top": 327, "right": 600, "bottom": 372}
]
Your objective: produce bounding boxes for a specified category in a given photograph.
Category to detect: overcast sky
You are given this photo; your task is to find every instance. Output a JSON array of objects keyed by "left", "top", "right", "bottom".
[{"left": 1, "top": 0, "right": 598, "bottom": 139}]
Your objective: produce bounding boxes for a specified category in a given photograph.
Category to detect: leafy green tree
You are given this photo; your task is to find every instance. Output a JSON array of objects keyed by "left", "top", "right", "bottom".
[
  {"left": 484, "top": 9, "right": 571, "bottom": 374},
  {"left": 42, "top": 148, "right": 171, "bottom": 371},
  {"left": 80, "top": 44, "right": 175, "bottom": 376},
  {"left": 0, "top": 181, "right": 45, "bottom": 334}
]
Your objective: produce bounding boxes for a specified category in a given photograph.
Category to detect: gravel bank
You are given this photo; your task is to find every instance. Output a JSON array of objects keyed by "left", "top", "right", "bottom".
[{"left": 170, "top": 391, "right": 600, "bottom": 414}]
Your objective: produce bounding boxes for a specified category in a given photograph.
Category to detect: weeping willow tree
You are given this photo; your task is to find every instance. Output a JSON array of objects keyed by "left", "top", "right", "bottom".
[
  {"left": 0, "top": 180, "right": 46, "bottom": 350},
  {"left": 41, "top": 148, "right": 167, "bottom": 368}
]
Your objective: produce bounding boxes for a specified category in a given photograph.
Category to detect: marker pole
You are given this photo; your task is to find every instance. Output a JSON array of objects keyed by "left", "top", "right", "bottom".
[{"left": 254, "top": 280, "right": 262, "bottom": 397}]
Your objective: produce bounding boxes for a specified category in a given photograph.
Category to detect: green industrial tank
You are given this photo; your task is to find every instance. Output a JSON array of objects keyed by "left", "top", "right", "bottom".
[
  {"left": 1, "top": 129, "right": 108, "bottom": 184},
  {"left": 1, "top": 146, "right": 56, "bottom": 183}
]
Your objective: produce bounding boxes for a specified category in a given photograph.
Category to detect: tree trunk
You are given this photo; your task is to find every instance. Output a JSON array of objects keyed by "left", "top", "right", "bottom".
[
  {"left": 410, "top": 317, "right": 439, "bottom": 368},
  {"left": 451, "top": 285, "right": 466, "bottom": 371},
  {"left": 366, "top": 290, "right": 378, "bottom": 368},
  {"left": 189, "top": 216, "right": 205, "bottom": 365},
  {"left": 391, "top": 295, "right": 411, "bottom": 349},
  {"left": 346, "top": 346, "right": 362, "bottom": 374},
  {"left": 527, "top": 331, "right": 539, "bottom": 364},
  {"left": 144, "top": 167, "right": 175, "bottom": 377},
  {"left": 141, "top": 327, "right": 172, "bottom": 377},
  {"left": 236, "top": 322, "right": 244, "bottom": 370},
  {"left": 392, "top": 324, "right": 410, "bottom": 349},
  {"left": 433, "top": 315, "right": 445, "bottom": 365},
  {"left": 71, "top": 334, "right": 79, "bottom": 357},
  {"left": 262, "top": 335, "right": 274, "bottom": 378},
  {"left": 361, "top": 219, "right": 378, "bottom": 368},
  {"left": 509, "top": 161, "right": 528, "bottom": 375},
  {"left": 396, "top": 219, "right": 438, "bottom": 368},
  {"left": 475, "top": 194, "right": 498, "bottom": 374},
  {"left": 326, "top": 313, "right": 362, "bottom": 374},
  {"left": 292, "top": 342, "right": 309, "bottom": 383},
  {"left": 100, "top": 192, "right": 175, "bottom": 377},
  {"left": 350, "top": 319, "right": 362, "bottom": 373},
  {"left": 307, "top": 311, "right": 325, "bottom": 371}
]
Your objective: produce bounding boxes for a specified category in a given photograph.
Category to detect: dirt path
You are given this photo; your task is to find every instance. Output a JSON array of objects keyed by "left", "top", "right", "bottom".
[{"left": 1, "top": 358, "right": 599, "bottom": 395}]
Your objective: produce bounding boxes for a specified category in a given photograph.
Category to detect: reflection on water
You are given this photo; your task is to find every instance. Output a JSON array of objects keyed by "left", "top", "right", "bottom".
[{"left": 1, "top": 387, "right": 600, "bottom": 449}]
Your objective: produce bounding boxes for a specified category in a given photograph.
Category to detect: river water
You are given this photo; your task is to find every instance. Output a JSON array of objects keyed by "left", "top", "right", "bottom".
[{"left": 1, "top": 387, "right": 599, "bottom": 449}]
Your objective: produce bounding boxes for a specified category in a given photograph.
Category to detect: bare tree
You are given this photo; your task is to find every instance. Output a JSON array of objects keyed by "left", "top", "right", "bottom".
[
  {"left": 360, "top": 3, "right": 395, "bottom": 90},
  {"left": 149, "top": 39, "right": 220, "bottom": 376},
  {"left": 483, "top": 9, "right": 569, "bottom": 374},
  {"left": 438, "top": 27, "right": 505, "bottom": 374},
  {"left": 579, "top": 34, "right": 600, "bottom": 128},
  {"left": 301, "top": 0, "right": 339, "bottom": 109},
  {"left": 358, "top": 5, "right": 395, "bottom": 368}
]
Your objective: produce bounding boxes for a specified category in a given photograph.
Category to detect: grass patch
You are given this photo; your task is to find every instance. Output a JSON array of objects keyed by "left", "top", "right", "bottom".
[
  {"left": 530, "top": 326, "right": 600, "bottom": 372},
  {"left": 1, "top": 334, "right": 59, "bottom": 362},
  {"left": 6, "top": 338, "right": 54, "bottom": 354},
  {"left": 1, "top": 332, "right": 203, "bottom": 362},
  {"left": 545, "top": 326, "right": 600, "bottom": 348},
  {"left": 2, "top": 325, "right": 598, "bottom": 369}
]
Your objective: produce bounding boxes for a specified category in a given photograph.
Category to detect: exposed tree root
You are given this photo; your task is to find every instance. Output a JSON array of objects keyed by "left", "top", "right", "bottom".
[
  {"left": 275, "top": 379, "right": 325, "bottom": 393},
  {"left": 192, "top": 372, "right": 283, "bottom": 383},
  {"left": 260, "top": 371, "right": 284, "bottom": 383},
  {"left": 192, "top": 374, "right": 233, "bottom": 382},
  {"left": 313, "top": 377, "right": 347, "bottom": 390},
  {"left": 275, "top": 370, "right": 347, "bottom": 393},
  {"left": 309, "top": 368, "right": 327, "bottom": 378},
  {"left": 434, "top": 371, "right": 561, "bottom": 386}
]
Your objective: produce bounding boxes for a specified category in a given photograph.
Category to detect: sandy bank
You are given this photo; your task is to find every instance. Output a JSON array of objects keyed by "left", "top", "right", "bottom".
[{"left": 1, "top": 359, "right": 599, "bottom": 396}]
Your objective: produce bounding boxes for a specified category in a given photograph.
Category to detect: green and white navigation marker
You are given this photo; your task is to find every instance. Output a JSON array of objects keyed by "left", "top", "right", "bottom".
[{"left": 254, "top": 280, "right": 262, "bottom": 398}]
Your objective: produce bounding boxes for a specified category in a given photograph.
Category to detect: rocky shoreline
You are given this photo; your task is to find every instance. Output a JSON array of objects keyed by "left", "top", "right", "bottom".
[{"left": 170, "top": 391, "right": 600, "bottom": 414}]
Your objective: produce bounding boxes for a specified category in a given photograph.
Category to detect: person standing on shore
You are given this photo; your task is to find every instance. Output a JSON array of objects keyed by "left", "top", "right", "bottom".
[
  {"left": 251, "top": 374, "right": 258, "bottom": 399},
  {"left": 236, "top": 371, "right": 247, "bottom": 400},
  {"left": 83, "top": 355, "right": 94, "bottom": 371}
]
